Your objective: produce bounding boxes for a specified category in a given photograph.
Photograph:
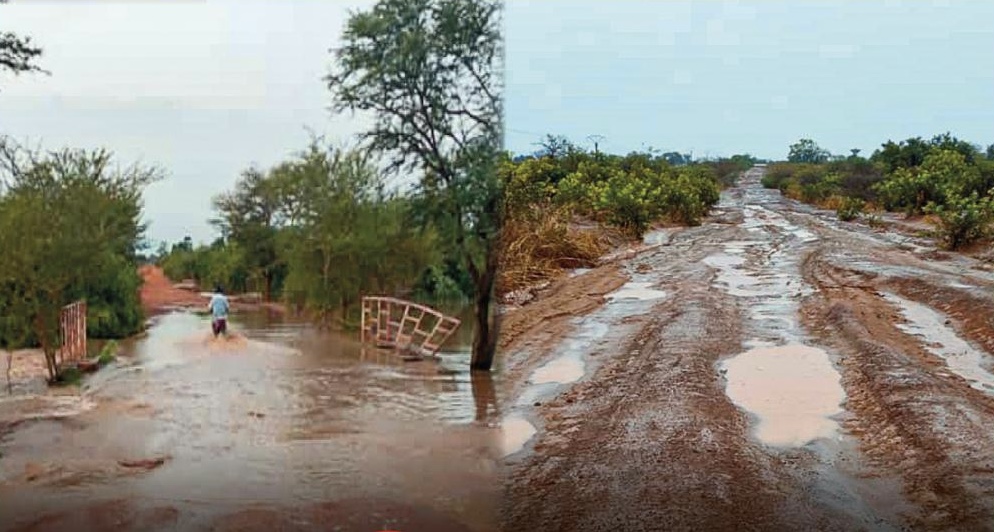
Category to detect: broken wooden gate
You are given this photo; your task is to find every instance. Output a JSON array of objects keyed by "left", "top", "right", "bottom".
[
  {"left": 360, "top": 297, "right": 461, "bottom": 358},
  {"left": 58, "top": 300, "right": 87, "bottom": 368}
]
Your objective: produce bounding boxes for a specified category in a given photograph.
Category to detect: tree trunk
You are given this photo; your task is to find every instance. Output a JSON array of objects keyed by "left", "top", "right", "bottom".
[
  {"left": 469, "top": 243, "right": 499, "bottom": 371},
  {"left": 5, "top": 351, "right": 12, "bottom": 395},
  {"left": 33, "top": 313, "right": 58, "bottom": 383},
  {"left": 471, "top": 369, "right": 497, "bottom": 421}
]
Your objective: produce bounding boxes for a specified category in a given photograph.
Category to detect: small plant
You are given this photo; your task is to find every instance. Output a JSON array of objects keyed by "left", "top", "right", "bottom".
[
  {"left": 96, "top": 340, "right": 118, "bottom": 366},
  {"left": 865, "top": 214, "right": 887, "bottom": 229},
  {"left": 925, "top": 190, "right": 994, "bottom": 250},
  {"left": 54, "top": 366, "right": 84, "bottom": 386},
  {"left": 836, "top": 197, "right": 866, "bottom": 222}
]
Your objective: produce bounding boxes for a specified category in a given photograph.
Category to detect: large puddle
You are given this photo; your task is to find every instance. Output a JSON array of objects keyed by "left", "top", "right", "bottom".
[
  {"left": 0, "top": 310, "right": 501, "bottom": 531},
  {"left": 722, "top": 344, "right": 845, "bottom": 448},
  {"left": 882, "top": 292, "right": 994, "bottom": 393},
  {"left": 499, "top": 414, "right": 537, "bottom": 457}
]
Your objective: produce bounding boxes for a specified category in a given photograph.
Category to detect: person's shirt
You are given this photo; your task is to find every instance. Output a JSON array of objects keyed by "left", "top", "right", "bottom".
[{"left": 209, "top": 293, "right": 229, "bottom": 319}]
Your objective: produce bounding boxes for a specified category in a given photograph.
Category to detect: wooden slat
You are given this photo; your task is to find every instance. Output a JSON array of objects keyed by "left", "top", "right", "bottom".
[{"left": 360, "top": 296, "right": 461, "bottom": 359}]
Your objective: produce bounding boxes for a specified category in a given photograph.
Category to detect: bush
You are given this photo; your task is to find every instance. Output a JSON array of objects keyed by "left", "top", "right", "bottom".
[
  {"left": 836, "top": 197, "right": 866, "bottom": 222},
  {"left": 666, "top": 166, "right": 720, "bottom": 226},
  {"left": 925, "top": 190, "right": 994, "bottom": 250},
  {"left": 96, "top": 339, "right": 118, "bottom": 366},
  {"left": 874, "top": 149, "right": 979, "bottom": 216},
  {"left": 761, "top": 163, "right": 796, "bottom": 191}
]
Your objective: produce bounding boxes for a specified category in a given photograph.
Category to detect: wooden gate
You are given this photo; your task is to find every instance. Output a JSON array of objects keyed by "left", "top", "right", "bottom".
[
  {"left": 58, "top": 300, "right": 87, "bottom": 368},
  {"left": 360, "top": 297, "right": 461, "bottom": 358}
]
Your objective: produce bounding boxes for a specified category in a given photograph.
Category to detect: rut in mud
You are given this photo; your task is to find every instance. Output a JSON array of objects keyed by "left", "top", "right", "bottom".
[{"left": 499, "top": 167, "right": 994, "bottom": 531}]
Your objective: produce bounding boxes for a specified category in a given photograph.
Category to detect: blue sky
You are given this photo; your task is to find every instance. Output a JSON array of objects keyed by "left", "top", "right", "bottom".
[{"left": 504, "top": 0, "right": 994, "bottom": 160}]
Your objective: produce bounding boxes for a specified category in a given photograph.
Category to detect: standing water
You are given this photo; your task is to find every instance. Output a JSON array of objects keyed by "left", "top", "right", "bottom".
[
  {"left": 0, "top": 309, "right": 501, "bottom": 532},
  {"left": 706, "top": 171, "right": 845, "bottom": 448}
]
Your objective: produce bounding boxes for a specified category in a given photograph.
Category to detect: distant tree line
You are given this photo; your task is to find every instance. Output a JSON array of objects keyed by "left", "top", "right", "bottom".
[
  {"left": 497, "top": 134, "right": 757, "bottom": 294},
  {"left": 766, "top": 134, "right": 994, "bottom": 250}
]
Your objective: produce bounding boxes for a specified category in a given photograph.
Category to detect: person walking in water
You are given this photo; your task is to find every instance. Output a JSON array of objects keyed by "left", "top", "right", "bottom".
[{"left": 208, "top": 285, "right": 230, "bottom": 338}]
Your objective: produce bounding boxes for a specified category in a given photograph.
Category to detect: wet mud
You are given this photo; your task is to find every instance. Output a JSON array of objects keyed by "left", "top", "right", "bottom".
[
  {"left": 1, "top": 310, "right": 501, "bottom": 532},
  {"left": 499, "top": 167, "right": 994, "bottom": 530}
]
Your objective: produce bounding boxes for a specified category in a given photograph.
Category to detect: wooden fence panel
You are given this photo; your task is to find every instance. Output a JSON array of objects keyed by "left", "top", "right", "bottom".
[
  {"left": 360, "top": 296, "right": 461, "bottom": 358},
  {"left": 58, "top": 300, "right": 87, "bottom": 368}
]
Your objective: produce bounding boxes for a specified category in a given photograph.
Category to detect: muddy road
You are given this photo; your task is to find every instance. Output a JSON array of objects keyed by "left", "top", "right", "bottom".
[
  {"left": 499, "top": 167, "right": 994, "bottom": 531},
  {"left": 1, "top": 310, "right": 502, "bottom": 532}
]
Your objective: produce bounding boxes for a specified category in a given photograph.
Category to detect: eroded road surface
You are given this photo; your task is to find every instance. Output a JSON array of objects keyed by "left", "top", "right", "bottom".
[
  {"left": 1, "top": 311, "right": 501, "bottom": 532},
  {"left": 499, "top": 167, "right": 994, "bottom": 531}
]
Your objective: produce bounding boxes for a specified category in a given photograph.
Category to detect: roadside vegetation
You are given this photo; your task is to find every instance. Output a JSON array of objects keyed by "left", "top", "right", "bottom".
[
  {"left": 497, "top": 135, "right": 756, "bottom": 295},
  {"left": 157, "top": 140, "right": 463, "bottom": 319},
  {"left": 763, "top": 134, "right": 994, "bottom": 250},
  {"left": 157, "top": 0, "right": 505, "bottom": 369},
  {"left": 0, "top": 138, "right": 159, "bottom": 382}
]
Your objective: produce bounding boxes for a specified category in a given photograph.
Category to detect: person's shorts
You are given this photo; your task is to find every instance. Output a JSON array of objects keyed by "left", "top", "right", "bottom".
[{"left": 212, "top": 318, "right": 227, "bottom": 336}]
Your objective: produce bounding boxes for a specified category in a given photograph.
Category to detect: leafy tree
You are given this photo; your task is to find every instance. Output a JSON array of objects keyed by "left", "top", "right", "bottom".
[
  {"left": 986, "top": 144, "right": 994, "bottom": 161},
  {"left": 534, "top": 134, "right": 575, "bottom": 160},
  {"left": 212, "top": 168, "right": 286, "bottom": 300},
  {"left": 928, "top": 132, "right": 979, "bottom": 164},
  {"left": 787, "top": 138, "right": 830, "bottom": 164},
  {"left": 325, "top": 0, "right": 503, "bottom": 370},
  {"left": 0, "top": 1, "right": 45, "bottom": 87},
  {"left": 871, "top": 133, "right": 978, "bottom": 173},
  {"left": 276, "top": 143, "right": 441, "bottom": 321},
  {"left": 0, "top": 138, "right": 159, "bottom": 381},
  {"left": 662, "top": 152, "right": 692, "bottom": 167}
]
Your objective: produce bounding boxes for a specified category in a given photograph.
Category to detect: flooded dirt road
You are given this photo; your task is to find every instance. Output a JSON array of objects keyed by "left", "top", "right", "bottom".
[
  {"left": 1, "top": 310, "right": 502, "bottom": 532},
  {"left": 499, "top": 167, "right": 994, "bottom": 531}
]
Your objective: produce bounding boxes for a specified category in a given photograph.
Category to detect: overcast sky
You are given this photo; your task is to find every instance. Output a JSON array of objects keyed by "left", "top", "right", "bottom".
[
  {"left": 0, "top": 0, "right": 375, "bottom": 246},
  {"left": 3, "top": 1, "right": 993, "bottom": 245},
  {"left": 504, "top": 0, "right": 994, "bottom": 161}
]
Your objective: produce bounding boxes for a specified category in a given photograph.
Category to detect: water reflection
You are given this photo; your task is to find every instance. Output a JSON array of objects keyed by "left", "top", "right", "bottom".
[{"left": 471, "top": 371, "right": 499, "bottom": 422}]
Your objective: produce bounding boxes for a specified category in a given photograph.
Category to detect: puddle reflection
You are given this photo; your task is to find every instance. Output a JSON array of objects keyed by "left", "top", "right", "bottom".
[{"left": 722, "top": 344, "right": 845, "bottom": 448}]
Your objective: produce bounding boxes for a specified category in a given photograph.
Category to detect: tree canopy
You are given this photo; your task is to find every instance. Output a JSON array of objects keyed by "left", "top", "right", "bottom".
[
  {"left": 325, "top": 0, "right": 504, "bottom": 370},
  {"left": 0, "top": 1, "right": 45, "bottom": 86}
]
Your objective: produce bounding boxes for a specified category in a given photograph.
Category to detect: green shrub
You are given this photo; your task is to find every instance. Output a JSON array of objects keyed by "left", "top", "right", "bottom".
[
  {"left": 97, "top": 340, "right": 118, "bottom": 366},
  {"left": 837, "top": 197, "right": 866, "bottom": 222},
  {"left": 590, "top": 166, "right": 665, "bottom": 237},
  {"left": 925, "top": 190, "right": 994, "bottom": 250}
]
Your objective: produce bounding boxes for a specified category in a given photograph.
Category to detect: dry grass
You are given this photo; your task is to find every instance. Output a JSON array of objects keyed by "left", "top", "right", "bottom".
[{"left": 497, "top": 204, "right": 608, "bottom": 296}]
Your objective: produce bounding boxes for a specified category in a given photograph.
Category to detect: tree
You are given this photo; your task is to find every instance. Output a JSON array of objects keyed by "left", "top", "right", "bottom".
[
  {"left": 1, "top": 1, "right": 46, "bottom": 87},
  {"left": 662, "top": 152, "right": 692, "bottom": 166},
  {"left": 212, "top": 168, "right": 286, "bottom": 300},
  {"left": 928, "top": 132, "right": 979, "bottom": 164},
  {"left": 0, "top": 138, "right": 159, "bottom": 380},
  {"left": 534, "top": 134, "right": 575, "bottom": 159},
  {"left": 787, "top": 138, "right": 830, "bottom": 164},
  {"left": 326, "top": 0, "right": 503, "bottom": 370},
  {"left": 986, "top": 144, "right": 994, "bottom": 161},
  {"left": 275, "top": 142, "right": 441, "bottom": 321}
]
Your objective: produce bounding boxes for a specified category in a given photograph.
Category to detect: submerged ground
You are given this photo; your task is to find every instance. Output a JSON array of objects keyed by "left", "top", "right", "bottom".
[
  {"left": 499, "top": 167, "right": 994, "bottom": 531},
  {"left": 1, "top": 304, "right": 501, "bottom": 531}
]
